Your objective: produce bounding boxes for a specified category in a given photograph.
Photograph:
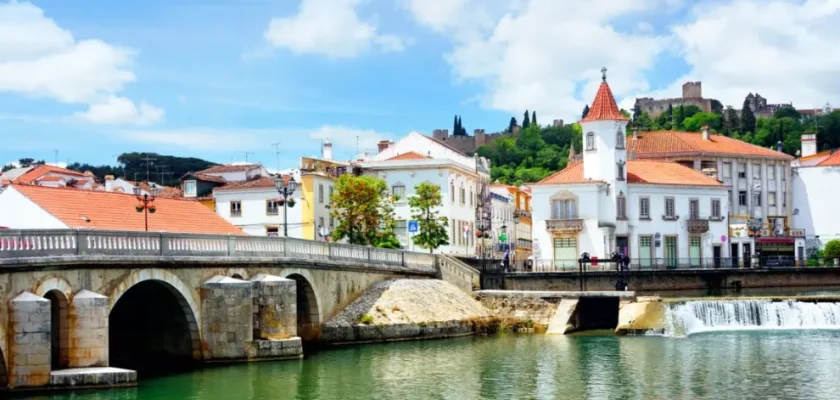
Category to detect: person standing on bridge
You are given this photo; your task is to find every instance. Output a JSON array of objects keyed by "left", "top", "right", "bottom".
[{"left": 503, "top": 249, "right": 510, "bottom": 272}]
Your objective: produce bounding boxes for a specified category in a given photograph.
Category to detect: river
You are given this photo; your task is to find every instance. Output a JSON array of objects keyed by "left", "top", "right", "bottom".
[{"left": 28, "top": 329, "right": 840, "bottom": 400}]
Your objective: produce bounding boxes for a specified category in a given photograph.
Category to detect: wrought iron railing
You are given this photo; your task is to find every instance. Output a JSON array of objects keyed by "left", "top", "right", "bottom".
[
  {"left": 504, "top": 256, "right": 809, "bottom": 273},
  {"left": 0, "top": 229, "right": 437, "bottom": 272},
  {"left": 686, "top": 219, "right": 710, "bottom": 233}
]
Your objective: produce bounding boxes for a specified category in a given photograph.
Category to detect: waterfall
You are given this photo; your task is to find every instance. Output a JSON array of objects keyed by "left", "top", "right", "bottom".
[{"left": 663, "top": 299, "right": 840, "bottom": 337}]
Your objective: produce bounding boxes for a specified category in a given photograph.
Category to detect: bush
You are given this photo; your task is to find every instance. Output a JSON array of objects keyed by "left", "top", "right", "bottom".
[
  {"left": 824, "top": 240, "right": 840, "bottom": 262},
  {"left": 359, "top": 314, "right": 374, "bottom": 325}
]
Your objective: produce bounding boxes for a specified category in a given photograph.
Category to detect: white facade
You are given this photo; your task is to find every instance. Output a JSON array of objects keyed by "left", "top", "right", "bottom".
[
  {"left": 793, "top": 165, "right": 840, "bottom": 243},
  {"left": 373, "top": 132, "right": 478, "bottom": 171},
  {"left": 213, "top": 186, "right": 304, "bottom": 238},
  {"left": 0, "top": 186, "right": 67, "bottom": 229}
]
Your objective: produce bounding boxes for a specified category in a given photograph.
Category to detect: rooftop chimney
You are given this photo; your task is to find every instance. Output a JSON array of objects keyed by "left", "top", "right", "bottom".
[
  {"left": 104, "top": 175, "right": 115, "bottom": 192},
  {"left": 322, "top": 140, "right": 333, "bottom": 160},
  {"left": 632, "top": 127, "right": 639, "bottom": 139},
  {"left": 377, "top": 140, "right": 392, "bottom": 154},
  {"left": 701, "top": 125, "right": 710, "bottom": 141},
  {"left": 800, "top": 133, "right": 817, "bottom": 157}
]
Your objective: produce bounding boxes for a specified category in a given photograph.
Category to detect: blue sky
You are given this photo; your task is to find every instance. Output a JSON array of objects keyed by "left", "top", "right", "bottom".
[{"left": 1, "top": 0, "right": 838, "bottom": 169}]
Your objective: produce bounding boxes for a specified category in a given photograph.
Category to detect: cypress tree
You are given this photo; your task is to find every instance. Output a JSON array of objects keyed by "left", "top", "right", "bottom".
[
  {"left": 532, "top": 111, "right": 537, "bottom": 127},
  {"left": 582, "top": 105, "right": 590, "bottom": 119},
  {"left": 453, "top": 115, "right": 459, "bottom": 136},
  {"left": 523, "top": 110, "right": 530, "bottom": 128},
  {"left": 508, "top": 117, "right": 518, "bottom": 132},
  {"left": 741, "top": 99, "right": 756, "bottom": 134}
]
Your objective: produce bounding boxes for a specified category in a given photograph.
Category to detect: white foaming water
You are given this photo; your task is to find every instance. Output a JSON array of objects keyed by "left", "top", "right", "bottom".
[{"left": 663, "top": 299, "right": 840, "bottom": 337}]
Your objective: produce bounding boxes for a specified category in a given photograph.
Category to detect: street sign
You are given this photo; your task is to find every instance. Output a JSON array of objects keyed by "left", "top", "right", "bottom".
[{"left": 408, "top": 221, "right": 419, "bottom": 233}]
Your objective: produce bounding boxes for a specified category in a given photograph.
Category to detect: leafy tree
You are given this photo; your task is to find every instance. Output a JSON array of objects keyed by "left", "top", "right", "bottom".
[
  {"left": 741, "top": 99, "right": 756, "bottom": 134},
  {"left": 823, "top": 239, "right": 840, "bottom": 262},
  {"left": 710, "top": 99, "right": 724, "bottom": 115},
  {"left": 674, "top": 105, "right": 685, "bottom": 129},
  {"left": 18, "top": 158, "right": 36, "bottom": 167},
  {"left": 330, "top": 175, "right": 393, "bottom": 246},
  {"left": 532, "top": 111, "right": 537, "bottom": 127},
  {"left": 682, "top": 112, "right": 721, "bottom": 132},
  {"left": 508, "top": 117, "right": 518, "bottom": 133},
  {"left": 632, "top": 103, "right": 642, "bottom": 123},
  {"left": 723, "top": 106, "right": 740, "bottom": 136},
  {"left": 1, "top": 164, "right": 13, "bottom": 173},
  {"left": 523, "top": 110, "right": 531, "bottom": 128},
  {"left": 682, "top": 105, "right": 702, "bottom": 119},
  {"left": 582, "top": 105, "right": 590, "bottom": 119},
  {"left": 773, "top": 106, "right": 801, "bottom": 120},
  {"left": 409, "top": 182, "right": 449, "bottom": 253}
]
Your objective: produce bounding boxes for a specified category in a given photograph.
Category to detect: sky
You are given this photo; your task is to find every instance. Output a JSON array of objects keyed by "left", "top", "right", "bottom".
[{"left": 1, "top": 0, "right": 838, "bottom": 169}]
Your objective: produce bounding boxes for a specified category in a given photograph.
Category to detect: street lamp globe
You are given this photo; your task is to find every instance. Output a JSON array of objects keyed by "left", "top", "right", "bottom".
[
  {"left": 150, "top": 185, "right": 161, "bottom": 199},
  {"left": 274, "top": 176, "right": 285, "bottom": 192},
  {"left": 287, "top": 178, "right": 297, "bottom": 193},
  {"left": 132, "top": 184, "right": 142, "bottom": 197}
]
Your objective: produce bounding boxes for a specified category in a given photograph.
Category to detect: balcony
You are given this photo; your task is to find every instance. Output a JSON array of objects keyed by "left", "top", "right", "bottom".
[
  {"left": 789, "top": 228, "right": 806, "bottom": 237},
  {"left": 547, "top": 219, "right": 583, "bottom": 233},
  {"left": 687, "top": 219, "right": 709, "bottom": 233}
]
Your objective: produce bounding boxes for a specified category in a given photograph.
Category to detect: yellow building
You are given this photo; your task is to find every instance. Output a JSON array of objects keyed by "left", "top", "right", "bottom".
[{"left": 298, "top": 156, "right": 348, "bottom": 241}]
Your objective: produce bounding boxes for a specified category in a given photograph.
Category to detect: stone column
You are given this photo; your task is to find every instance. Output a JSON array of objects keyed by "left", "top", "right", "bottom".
[
  {"left": 70, "top": 290, "right": 109, "bottom": 368},
  {"left": 9, "top": 292, "right": 51, "bottom": 389},
  {"left": 200, "top": 275, "right": 253, "bottom": 360},
  {"left": 250, "top": 274, "right": 297, "bottom": 339}
]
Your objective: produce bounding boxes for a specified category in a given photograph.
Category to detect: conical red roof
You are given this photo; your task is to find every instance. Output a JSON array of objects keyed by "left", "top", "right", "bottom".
[{"left": 581, "top": 73, "right": 629, "bottom": 122}]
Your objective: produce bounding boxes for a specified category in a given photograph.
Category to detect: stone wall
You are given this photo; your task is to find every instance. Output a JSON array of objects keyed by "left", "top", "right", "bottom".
[
  {"left": 9, "top": 292, "right": 50, "bottom": 389},
  {"left": 436, "top": 255, "right": 480, "bottom": 293},
  {"left": 69, "top": 290, "right": 109, "bottom": 367},
  {"left": 200, "top": 276, "right": 254, "bottom": 360},
  {"left": 476, "top": 294, "right": 559, "bottom": 326}
]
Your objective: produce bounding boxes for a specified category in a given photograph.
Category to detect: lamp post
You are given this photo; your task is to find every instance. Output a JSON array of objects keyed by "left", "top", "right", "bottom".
[
  {"left": 274, "top": 176, "right": 298, "bottom": 237},
  {"left": 134, "top": 183, "right": 161, "bottom": 232}
]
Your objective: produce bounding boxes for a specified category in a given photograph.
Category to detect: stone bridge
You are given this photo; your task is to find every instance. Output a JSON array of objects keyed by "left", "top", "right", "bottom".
[{"left": 0, "top": 230, "right": 478, "bottom": 391}]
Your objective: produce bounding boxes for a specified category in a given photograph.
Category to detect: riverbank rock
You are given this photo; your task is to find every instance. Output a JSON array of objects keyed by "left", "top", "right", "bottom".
[{"left": 320, "top": 279, "right": 491, "bottom": 344}]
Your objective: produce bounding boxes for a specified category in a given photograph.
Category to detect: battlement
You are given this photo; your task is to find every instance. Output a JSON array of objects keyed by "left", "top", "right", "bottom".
[{"left": 682, "top": 81, "right": 702, "bottom": 98}]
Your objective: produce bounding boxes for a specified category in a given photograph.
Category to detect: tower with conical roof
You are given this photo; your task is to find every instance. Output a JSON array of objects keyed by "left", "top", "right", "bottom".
[{"left": 580, "top": 67, "right": 630, "bottom": 226}]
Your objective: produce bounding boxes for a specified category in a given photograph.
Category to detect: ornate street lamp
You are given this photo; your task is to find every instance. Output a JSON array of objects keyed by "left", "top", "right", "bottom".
[
  {"left": 134, "top": 183, "right": 161, "bottom": 232},
  {"left": 318, "top": 224, "right": 332, "bottom": 242},
  {"left": 274, "top": 175, "right": 298, "bottom": 237}
]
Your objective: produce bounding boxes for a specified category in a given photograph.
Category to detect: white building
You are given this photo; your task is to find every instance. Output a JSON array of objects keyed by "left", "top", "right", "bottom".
[
  {"left": 530, "top": 70, "right": 730, "bottom": 269},
  {"left": 793, "top": 133, "right": 839, "bottom": 254},
  {"left": 490, "top": 185, "right": 515, "bottom": 257},
  {"left": 212, "top": 176, "right": 304, "bottom": 238},
  {"left": 362, "top": 132, "right": 492, "bottom": 255}
]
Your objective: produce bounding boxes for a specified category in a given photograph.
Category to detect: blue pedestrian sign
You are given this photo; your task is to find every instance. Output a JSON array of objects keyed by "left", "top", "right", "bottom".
[{"left": 408, "top": 221, "right": 419, "bottom": 233}]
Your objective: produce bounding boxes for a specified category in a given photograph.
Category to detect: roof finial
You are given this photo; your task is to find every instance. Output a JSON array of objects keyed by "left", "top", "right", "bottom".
[{"left": 601, "top": 67, "right": 607, "bottom": 82}]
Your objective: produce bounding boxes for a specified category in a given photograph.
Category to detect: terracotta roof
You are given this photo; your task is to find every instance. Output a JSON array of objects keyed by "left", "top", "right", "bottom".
[
  {"left": 183, "top": 172, "right": 226, "bottom": 184},
  {"left": 10, "top": 185, "right": 244, "bottom": 235},
  {"left": 37, "top": 176, "right": 65, "bottom": 182},
  {"left": 535, "top": 160, "right": 722, "bottom": 187},
  {"left": 125, "top": 181, "right": 184, "bottom": 198},
  {"left": 216, "top": 176, "right": 277, "bottom": 191},
  {"left": 580, "top": 80, "right": 628, "bottom": 122},
  {"left": 196, "top": 164, "right": 259, "bottom": 174},
  {"left": 387, "top": 151, "right": 431, "bottom": 161},
  {"left": 14, "top": 165, "right": 86, "bottom": 184},
  {"left": 816, "top": 151, "right": 840, "bottom": 166},
  {"left": 628, "top": 131, "right": 793, "bottom": 160},
  {"left": 799, "top": 150, "right": 831, "bottom": 162}
]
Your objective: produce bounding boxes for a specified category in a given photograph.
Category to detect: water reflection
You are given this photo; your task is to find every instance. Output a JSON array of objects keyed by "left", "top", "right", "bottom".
[{"left": 23, "top": 332, "right": 840, "bottom": 400}]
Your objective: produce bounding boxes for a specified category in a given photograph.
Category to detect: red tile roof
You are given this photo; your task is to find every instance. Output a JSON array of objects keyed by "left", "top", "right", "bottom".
[
  {"left": 580, "top": 79, "right": 628, "bottom": 122},
  {"left": 183, "top": 172, "right": 227, "bottom": 184},
  {"left": 816, "top": 151, "right": 840, "bottom": 166},
  {"left": 196, "top": 164, "right": 258, "bottom": 174},
  {"left": 628, "top": 130, "right": 793, "bottom": 160},
  {"left": 124, "top": 181, "right": 184, "bottom": 198},
  {"left": 535, "top": 160, "right": 722, "bottom": 187},
  {"left": 216, "top": 176, "right": 277, "bottom": 190},
  {"left": 11, "top": 185, "right": 243, "bottom": 235},
  {"left": 37, "top": 176, "right": 65, "bottom": 182},
  {"left": 14, "top": 165, "right": 86, "bottom": 184},
  {"left": 387, "top": 151, "right": 431, "bottom": 161}
]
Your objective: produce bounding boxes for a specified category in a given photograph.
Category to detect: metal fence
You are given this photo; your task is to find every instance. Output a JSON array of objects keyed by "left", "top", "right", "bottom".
[
  {"left": 509, "top": 257, "right": 810, "bottom": 273},
  {"left": 0, "top": 229, "right": 437, "bottom": 272}
]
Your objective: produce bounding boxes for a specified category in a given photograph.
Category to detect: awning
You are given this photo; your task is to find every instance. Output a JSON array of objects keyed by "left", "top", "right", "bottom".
[{"left": 756, "top": 237, "right": 795, "bottom": 244}]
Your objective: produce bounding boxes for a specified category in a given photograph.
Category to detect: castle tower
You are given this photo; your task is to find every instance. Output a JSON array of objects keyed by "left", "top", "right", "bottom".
[{"left": 580, "top": 67, "right": 630, "bottom": 226}]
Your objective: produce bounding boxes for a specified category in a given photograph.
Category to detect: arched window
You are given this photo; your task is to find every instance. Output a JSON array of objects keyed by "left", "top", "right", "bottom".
[
  {"left": 617, "top": 160, "right": 625, "bottom": 181},
  {"left": 617, "top": 192, "right": 627, "bottom": 220},
  {"left": 585, "top": 132, "right": 596, "bottom": 150},
  {"left": 616, "top": 129, "right": 626, "bottom": 149}
]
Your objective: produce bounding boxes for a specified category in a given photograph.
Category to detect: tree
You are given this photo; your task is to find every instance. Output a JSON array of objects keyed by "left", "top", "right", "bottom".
[
  {"left": 532, "top": 111, "right": 537, "bottom": 127},
  {"left": 523, "top": 110, "right": 531, "bottom": 128},
  {"left": 409, "top": 182, "right": 449, "bottom": 253},
  {"left": 710, "top": 99, "right": 724, "bottom": 115},
  {"left": 723, "top": 106, "right": 740, "bottom": 136},
  {"left": 632, "top": 103, "right": 642, "bottom": 123},
  {"left": 330, "top": 175, "right": 392, "bottom": 246},
  {"left": 18, "top": 158, "right": 35, "bottom": 168},
  {"left": 674, "top": 105, "right": 685, "bottom": 129},
  {"left": 1, "top": 164, "right": 13, "bottom": 173},
  {"left": 741, "top": 99, "right": 756, "bottom": 134},
  {"left": 682, "top": 112, "right": 721, "bottom": 132},
  {"left": 823, "top": 239, "right": 840, "bottom": 263},
  {"left": 508, "top": 117, "right": 518, "bottom": 133},
  {"left": 582, "top": 105, "right": 590, "bottom": 119},
  {"left": 453, "top": 115, "right": 460, "bottom": 136},
  {"left": 773, "top": 106, "right": 801, "bottom": 120}
]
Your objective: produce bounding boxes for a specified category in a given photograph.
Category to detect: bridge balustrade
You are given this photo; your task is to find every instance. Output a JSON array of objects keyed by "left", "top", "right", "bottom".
[{"left": 0, "top": 229, "right": 438, "bottom": 272}]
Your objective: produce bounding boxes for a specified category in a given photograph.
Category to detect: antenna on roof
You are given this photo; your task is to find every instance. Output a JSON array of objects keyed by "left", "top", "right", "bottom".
[
  {"left": 271, "top": 142, "right": 282, "bottom": 173},
  {"left": 241, "top": 151, "right": 255, "bottom": 164},
  {"left": 139, "top": 154, "right": 157, "bottom": 183},
  {"left": 53, "top": 149, "right": 58, "bottom": 165}
]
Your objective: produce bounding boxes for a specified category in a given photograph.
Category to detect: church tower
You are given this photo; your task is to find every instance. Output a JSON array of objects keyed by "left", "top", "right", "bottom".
[{"left": 580, "top": 67, "right": 629, "bottom": 225}]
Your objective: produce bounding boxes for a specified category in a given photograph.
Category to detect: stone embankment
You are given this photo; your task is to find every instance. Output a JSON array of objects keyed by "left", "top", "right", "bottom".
[{"left": 320, "top": 279, "right": 491, "bottom": 344}]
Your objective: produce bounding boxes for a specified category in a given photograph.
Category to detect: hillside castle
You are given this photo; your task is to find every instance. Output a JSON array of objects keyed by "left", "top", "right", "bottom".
[
  {"left": 432, "top": 120, "right": 566, "bottom": 155},
  {"left": 634, "top": 82, "right": 714, "bottom": 119}
]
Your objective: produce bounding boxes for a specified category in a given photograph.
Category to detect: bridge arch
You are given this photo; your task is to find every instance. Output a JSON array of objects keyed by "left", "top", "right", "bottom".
[
  {"left": 226, "top": 267, "right": 249, "bottom": 280},
  {"left": 35, "top": 277, "right": 73, "bottom": 370},
  {"left": 108, "top": 269, "right": 202, "bottom": 372},
  {"left": 282, "top": 270, "right": 322, "bottom": 341}
]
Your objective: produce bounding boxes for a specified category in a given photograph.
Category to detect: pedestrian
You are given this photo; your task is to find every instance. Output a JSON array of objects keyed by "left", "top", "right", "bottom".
[{"left": 503, "top": 249, "right": 510, "bottom": 272}]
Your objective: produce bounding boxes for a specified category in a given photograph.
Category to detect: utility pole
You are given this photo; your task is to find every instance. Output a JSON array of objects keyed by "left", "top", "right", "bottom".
[
  {"left": 271, "top": 142, "right": 282, "bottom": 172},
  {"left": 241, "top": 152, "right": 255, "bottom": 164},
  {"left": 53, "top": 149, "right": 58, "bottom": 165},
  {"left": 139, "top": 154, "right": 157, "bottom": 183}
]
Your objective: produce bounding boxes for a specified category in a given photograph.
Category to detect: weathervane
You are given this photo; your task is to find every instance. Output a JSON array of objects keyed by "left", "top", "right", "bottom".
[{"left": 601, "top": 67, "right": 607, "bottom": 82}]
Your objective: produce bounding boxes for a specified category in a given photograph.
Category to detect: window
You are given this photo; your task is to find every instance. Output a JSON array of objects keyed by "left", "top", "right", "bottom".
[
  {"left": 712, "top": 199, "right": 721, "bottom": 219},
  {"left": 738, "top": 191, "right": 747, "bottom": 206},
  {"left": 753, "top": 191, "right": 762, "bottom": 207},
  {"left": 460, "top": 187, "right": 466, "bottom": 205},
  {"left": 266, "top": 226, "right": 279, "bottom": 237},
  {"left": 392, "top": 184, "right": 406, "bottom": 200},
  {"left": 728, "top": 190, "right": 733, "bottom": 207},
  {"left": 319, "top": 217, "right": 324, "bottom": 227},
  {"left": 768, "top": 165, "right": 776, "bottom": 180},
  {"left": 738, "top": 163, "right": 746, "bottom": 178},
  {"left": 689, "top": 199, "right": 699, "bottom": 219},
  {"left": 330, "top": 217, "right": 334, "bottom": 228},
  {"left": 551, "top": 199, "right": 577, "bottom": 219},
  {"left": 318, "top": 184, "right": 324, "bottom": 203},
  {"left": 585, "top": 132, "right": 596, "bottom": 150},
  {"left": 722, "top": 162, "right": 732, "bottom": 179},
  {"left": 616, "top": 130, "right": 625, "bottom": 149},
  {"left": 451, "top": 183, "right": 455, "bottom": 203},
  {"left": 752, "top": 164, "right": 761, "bottom": 179},
  {"left": 469, "top": 189, "right": 473, "bottom": 207},
  {"left": 768, "top": 192, "right": 777, "bottom": 207},
  {"left": 782, "top": 191, "right": 787, "bottom": 207},
  {"left": 639, "top": 198, "right": 650, "bottom": 219},
  {"left": 266, "top": 199, "right": 279, "bottom": 216},
  {"left": 617, "top": 193, "right": 627, "bottom": 220},
  {"left": 329, "top": 186, "right": 334, "bottom": 202},
  {"left": 183, "top": 180, "right": 197, "bottom": 198},
  {"left": 665, "top": 197, "right": 675, "bottom": 219},
  {"left": 395, "top": 220, "right": 408, "bottom": 246},
  {"left": 617, "top": 160, "right": 625, "bottom": 181},
  {"left": 230, "top": 201, "right": 242, "bottom": 217}
]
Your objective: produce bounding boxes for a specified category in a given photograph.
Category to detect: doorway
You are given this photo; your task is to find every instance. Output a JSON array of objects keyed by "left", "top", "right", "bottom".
[
  {"left": 743, "top": 243, "right": 752, "bottom": 268},
  {"left": 713, "top": 246, "right": 722, "bottom": 269},
  {"left": 730, "top": 243, "right": 739, "bottom": 268},
  {"left": 616, "top": 236, "right": 629, "bottom": 257}
]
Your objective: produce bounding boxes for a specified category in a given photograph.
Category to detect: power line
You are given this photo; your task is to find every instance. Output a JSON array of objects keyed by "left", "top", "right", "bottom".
[
  {"left": 271, "top": 142, "right": 282, "bottom": 172},
  {"left": 241, "top": 152, "right": 255, "bottom": 164},
  {"left": 139, "top": 154, "right": 157, "bottom": 183}
]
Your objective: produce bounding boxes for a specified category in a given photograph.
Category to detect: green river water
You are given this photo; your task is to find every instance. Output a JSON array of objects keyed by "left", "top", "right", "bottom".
[{"left": 28, "top": 331, "right": 840, "bottom": 400}]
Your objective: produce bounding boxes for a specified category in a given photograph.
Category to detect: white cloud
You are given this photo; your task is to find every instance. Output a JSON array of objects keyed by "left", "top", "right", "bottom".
[
  {"left": 406, "top": 0, "right": 669, "bottom": 121},
  {"left": 264, "top": 0, "right": 405, "bottom": 59},
  {"left": 75, "top": 96, "right": 164, "bottom": 125},
  {"left": 0, "top": 1, "right": 162, "bottom": 124},
  {"left": 307, "top": 125, "right": 393, "bottom": 153},
  {"left": 659, "top": 0, "right": 840, "bottom": 109}
]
